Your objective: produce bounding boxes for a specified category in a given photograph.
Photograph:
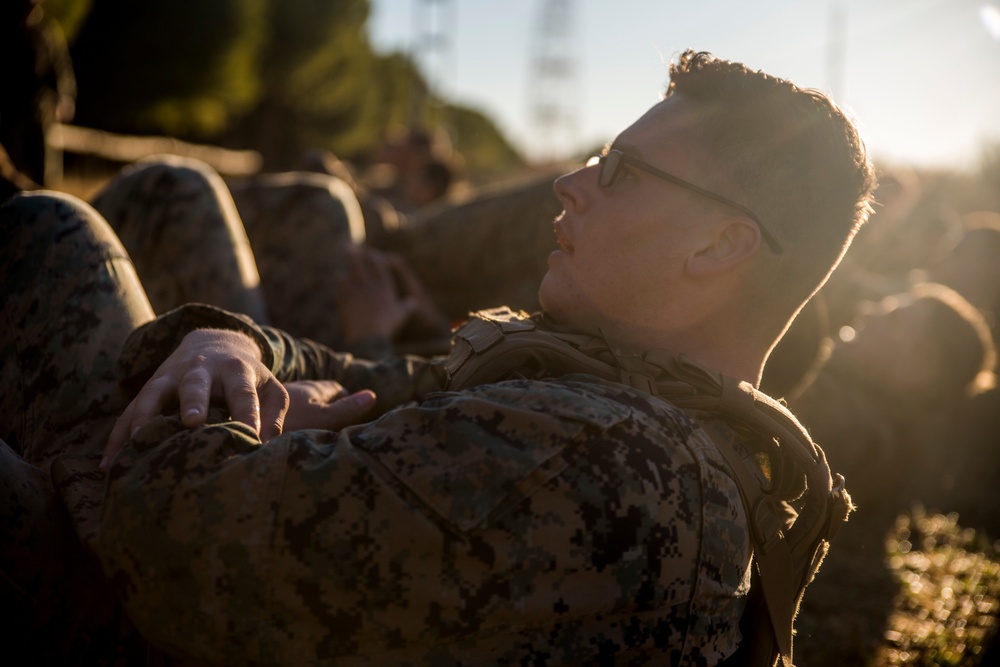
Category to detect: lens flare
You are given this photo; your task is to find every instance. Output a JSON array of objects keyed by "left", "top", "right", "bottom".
[{"left": 981, "top": 4, "right": 1000, "bottom": 40}]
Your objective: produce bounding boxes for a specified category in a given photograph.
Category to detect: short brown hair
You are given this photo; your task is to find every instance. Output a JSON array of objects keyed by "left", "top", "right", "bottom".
[{"left": 667, "top": 50, "right": 877, "bottom": 312}]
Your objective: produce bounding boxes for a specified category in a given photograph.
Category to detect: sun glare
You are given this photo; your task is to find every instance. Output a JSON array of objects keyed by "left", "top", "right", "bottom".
[{"left": 981, "top": 4, "right": 1000, "bottom": 40}]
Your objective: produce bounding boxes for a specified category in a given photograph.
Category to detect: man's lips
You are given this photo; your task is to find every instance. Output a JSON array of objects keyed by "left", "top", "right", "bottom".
[{"left": 553, "top": 216, "right": 574, "bottom": 254}]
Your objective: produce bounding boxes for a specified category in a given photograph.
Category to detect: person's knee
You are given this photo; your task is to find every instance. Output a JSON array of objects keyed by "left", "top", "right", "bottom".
[
  {"left": 94, "top": 155, "right": 224, "bottom": 213},
  {"left": 1, "top": 190, "right": 105, "bottom": 247},
  {"left": 232, "top": 171, "right": 366, "bottom": 244}
]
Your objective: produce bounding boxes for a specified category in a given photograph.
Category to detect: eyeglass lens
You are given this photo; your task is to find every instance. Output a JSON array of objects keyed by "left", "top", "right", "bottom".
[{"left": 597, "top": 151, "right": 619, "bottom": 187}]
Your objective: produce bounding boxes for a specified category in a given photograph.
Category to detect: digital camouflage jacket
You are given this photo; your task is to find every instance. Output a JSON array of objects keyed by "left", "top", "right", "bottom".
[{"left": 95, "top": 304, "right": 752, "bottom": 666}]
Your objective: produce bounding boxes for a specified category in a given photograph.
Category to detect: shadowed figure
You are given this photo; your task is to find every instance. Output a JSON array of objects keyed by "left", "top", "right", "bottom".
[
  {"left": 792, "top": 282, "right": 996, "bottom": 665},
  {"left": 0, "top": 192, "right": 151, "bottom": 663}
]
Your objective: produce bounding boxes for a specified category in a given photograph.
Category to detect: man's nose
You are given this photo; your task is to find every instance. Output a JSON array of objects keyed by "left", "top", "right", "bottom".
[{"left": 553, "top": 167, "right": 591, "bottom": 213}]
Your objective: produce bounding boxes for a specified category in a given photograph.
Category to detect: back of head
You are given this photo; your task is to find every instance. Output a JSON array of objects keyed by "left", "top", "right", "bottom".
[
  {"left": 834, "top": 283, "right": 997, "bottom": 406},
  {"left": 930, "top": 215, "right": 1000, "bottom": 317},
  {"left": 906, "top": 282, "right": 996, "bottom": 400},
  {"left": 421, "top": 159, "right": 455, "bottom": 202},
  {"left": 666, "top": 50, "right": 877, "bottom": 319}
]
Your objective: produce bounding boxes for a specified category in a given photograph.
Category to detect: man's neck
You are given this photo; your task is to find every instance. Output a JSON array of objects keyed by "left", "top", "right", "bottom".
[{"left": 596, "top": 319, "right": 767, "bottom": 387}]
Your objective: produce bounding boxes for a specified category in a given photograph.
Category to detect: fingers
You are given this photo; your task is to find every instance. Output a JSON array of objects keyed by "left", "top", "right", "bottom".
[
  {"left": 348, "top": 246, "right": 395, "bottom": 289},
  {"left": 219, "top": 361, "right": 264, "bottom": 437},
  {"left": 100, "top": 328, "right": 285, "bottom": 469},
  {"left": 128, "top": 374, "right": 176, "bottom": 434},
  {"left": 386, "top": 253, "right": 424, "bottom": 298},
  {"left": 258, "top": 378, "right": 290, "bottom": 444},
  {"left": 102, "top": 371, "right": 182, "bottom": 470},
  {"left": 318, "top": 390, "right": 376, "bottom": 431},
  {"left": 309, "top": 380, "right": 347, "bottom": 403},
  {"left": 177, "top": 364, "right": 212, "bottom": 427},
  {"left": 102, "top": 400, "right": 137, "bottom": 470}
]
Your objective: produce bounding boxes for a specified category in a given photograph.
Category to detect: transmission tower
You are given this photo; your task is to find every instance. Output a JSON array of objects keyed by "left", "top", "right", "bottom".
[
  {"left": 825, "top": 0, "right": 848, "bottom": 103},
  {"left": 527, "top": 0, "right": 581, "bottom": 162},
  {"left": 411, "top": 0, "right": 456, "bottom": 128}
]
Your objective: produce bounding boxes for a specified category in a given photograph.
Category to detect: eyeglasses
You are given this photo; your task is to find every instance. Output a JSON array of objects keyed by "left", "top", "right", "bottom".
[{"left": 589, "top": 149, "right": 784, "bottom": 254}]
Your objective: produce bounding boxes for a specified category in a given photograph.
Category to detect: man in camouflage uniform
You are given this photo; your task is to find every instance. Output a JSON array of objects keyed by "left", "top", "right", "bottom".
[{"left": 1, "top": 50, "right": 876, "bottom": 664}]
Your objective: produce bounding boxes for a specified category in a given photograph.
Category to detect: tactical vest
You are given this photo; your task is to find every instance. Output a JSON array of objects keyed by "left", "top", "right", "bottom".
[{"left": 442, "top": 307, "right": 853, "bottom": 667}]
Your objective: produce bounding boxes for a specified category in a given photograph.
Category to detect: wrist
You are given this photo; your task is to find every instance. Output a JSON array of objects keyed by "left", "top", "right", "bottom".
[{"left": 187, "top": 328, "right": 264, "bottom": 361}]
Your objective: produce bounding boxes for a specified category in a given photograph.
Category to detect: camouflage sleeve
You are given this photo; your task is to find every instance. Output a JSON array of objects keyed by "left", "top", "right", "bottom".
[
  {"left": 95, "top": 377, "right": 749, "bottom": 665},
  {"left": 117, "top": 303, "right": 446, "bottom": 414},
  {"left": 260, "top": 319, "right": 446, "bottom": 413}
]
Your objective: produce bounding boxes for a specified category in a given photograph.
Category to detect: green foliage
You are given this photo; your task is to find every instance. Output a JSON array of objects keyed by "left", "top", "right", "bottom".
[
  {"left": 227, "top": 0, "right": 380, "bottom": 168},
  {"left": 878, "top": 508, "right": 1000, "bottom": 666},
  {"left": 442, "top": 103, "right": 525, "bottom": 182},
  {"left": 64, "top": 0, "right": 525, "bottom": 176},
  {"left": 70, "top": 0, "right": 265, "bottom": 137}
]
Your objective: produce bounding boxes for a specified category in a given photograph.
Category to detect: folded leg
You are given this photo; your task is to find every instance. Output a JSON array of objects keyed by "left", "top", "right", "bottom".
[
  {"left": 0, "top": 191, "right": 153, "bottom": 662},
  {"left": 92, "top": 155, "right": 270, "bottom": 324}
]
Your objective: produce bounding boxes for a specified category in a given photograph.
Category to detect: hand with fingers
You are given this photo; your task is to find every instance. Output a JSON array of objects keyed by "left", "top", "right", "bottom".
[
  {"left": 336, "top": 246, "right": 424, "bottom": 345},
  {"left": 383, "top": 252, "right": 452, "bottom": 339},
  {"left": 101, "top": 328, "right": 289, "bottom": 470},
  {"left": 281, "top": 380, "right": 376, "bottom": 432}
]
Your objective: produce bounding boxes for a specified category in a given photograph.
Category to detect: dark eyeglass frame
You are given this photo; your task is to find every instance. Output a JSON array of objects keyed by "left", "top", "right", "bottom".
[{"left": 591, "top": 149, "right": 784, "bottom": 254}]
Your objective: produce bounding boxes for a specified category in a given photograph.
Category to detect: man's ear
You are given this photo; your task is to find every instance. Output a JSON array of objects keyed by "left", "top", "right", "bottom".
[{"left": 685, "top": 217, "right": 761, "bottom": 278}]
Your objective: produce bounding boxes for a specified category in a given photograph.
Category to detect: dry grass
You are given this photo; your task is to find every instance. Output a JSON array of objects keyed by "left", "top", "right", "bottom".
[
  {"left": 796, "top": 507, "right": 1000, "bottom": 666},
  {"left": 875, "top": 508, "right": 1000, "bottom": 666}
]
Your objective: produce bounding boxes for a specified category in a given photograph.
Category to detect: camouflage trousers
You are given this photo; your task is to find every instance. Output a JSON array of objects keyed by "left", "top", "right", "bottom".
[
  {"left": 92, "top": 156, "right": 367, "bottom": 351},
  {"left": 91, "top": 156, "right": 565, "bottom": 350},
  {"left": 90, "top": 155, "right": 271, "bottom": 326},
  {"left": 229, "top": 169, "right": 366, "bottom": 350},
  {"left": 0, "top": 191, "right": 152, "bottom": 664}
]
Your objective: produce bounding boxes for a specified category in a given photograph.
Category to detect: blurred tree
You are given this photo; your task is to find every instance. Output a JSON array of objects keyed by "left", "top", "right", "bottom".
[
  {"left": 60, "top": 0, "right": 526, "bottom": 179},
  {"left": 70, "top": 0, "right": 265, "bottom": 137},
  {"left": 225, "top": 0, "right": 379, "bottom": 169},
  {"left": 443, "top": 103, "right": 525, "bottom": 183},
  {"left": 44, "top": 0, "right": 94, "bottom": 42}
]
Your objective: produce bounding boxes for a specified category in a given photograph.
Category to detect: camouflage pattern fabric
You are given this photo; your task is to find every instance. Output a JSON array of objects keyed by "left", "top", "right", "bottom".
[
  {"left": 95, "top": 159, "right": 395, "bottom": 359},
  {"left": 0, "top": 191, "right": 152, "bottom": 663},
  {"left": 97, "top": 303, "right": 752, "bottom": 665},
  {"left": 93, "top": 158, "right": 563, "bottom": 354},
  {"left": 90, "top": 154, "right": 271, "bottom": 325},
  {"left": 228, "top": 170, "right": 366, "bottom": 351},
  {"left": 1, "top": 187, "right": 752, "bottom": 664}
]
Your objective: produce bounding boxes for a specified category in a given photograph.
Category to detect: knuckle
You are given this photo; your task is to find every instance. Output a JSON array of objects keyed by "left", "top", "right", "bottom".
[
  {"left": 221, "top": 357, "right": 251, "bottom": 376},
  {"left": 145, "top": 375, "right": 174, "bottom": 390},
  {"left": 276, "top": 391, "right": 290, "bottom": 412},
  {"left": 231, "top": 383, "right": 258, "bottom": 399},
  {"left": 178, "top": 371, "right": 210, "bottom": 388}
]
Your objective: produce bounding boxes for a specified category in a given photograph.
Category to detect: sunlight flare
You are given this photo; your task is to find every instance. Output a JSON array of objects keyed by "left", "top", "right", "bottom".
[{"left": 981, "top": 4, "right": 1000, "bottom": 40}]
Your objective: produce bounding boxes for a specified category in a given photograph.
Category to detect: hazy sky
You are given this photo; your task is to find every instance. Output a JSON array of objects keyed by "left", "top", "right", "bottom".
[{"left": 368, "top": 0, "right": 1000, "bottom": 169}]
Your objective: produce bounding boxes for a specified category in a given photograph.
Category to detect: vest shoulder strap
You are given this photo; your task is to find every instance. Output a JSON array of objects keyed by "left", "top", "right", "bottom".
[{"left": 444, "top": 309, "right": 853, "bottom": 667}]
